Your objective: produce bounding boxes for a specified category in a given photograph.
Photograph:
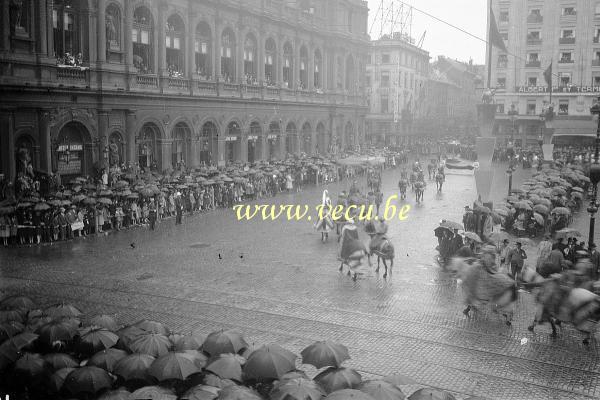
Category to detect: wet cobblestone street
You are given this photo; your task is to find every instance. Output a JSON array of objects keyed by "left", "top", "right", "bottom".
[{"left": 2, "top": 163, "right": 600, "bottom": 399}]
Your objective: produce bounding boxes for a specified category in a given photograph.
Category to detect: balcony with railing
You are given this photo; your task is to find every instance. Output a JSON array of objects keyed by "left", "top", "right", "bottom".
[
  {"left": 559, "top": 58, "right": 574, "bottom": 64},
  {"left": 497, "top": 61, "right": 508, "bottom": 68},
  {"left": 195, "top": 80, "right": 218, "bottom": 95},
  {"left": 166, "top": 77, "right": 190, "bottom": 93},
  {"left": 135, "top": 74, "right": 159, "bottom": 89},
  {"left": 220, "top": 82, "right": 241, "bottom": 97},
  {"left": 243, "top": 84, "right": 262, "bottom": 98},
  {"left": 559, "top": 37, "right": 576, "bottom": 45},
  {"left": 55, "top": 66, "right": 89, "bottom": 87},
  {"left": 525, "top": 60, "right": 541, "bottom": 68}
]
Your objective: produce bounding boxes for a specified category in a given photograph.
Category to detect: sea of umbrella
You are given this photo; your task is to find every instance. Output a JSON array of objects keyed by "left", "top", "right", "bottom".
[
  {"left": 0, "top": 158, "right": 340, "bottom": 216},
  {"left": 490, "top": 164, "right": 590, "bottom": 237},
  {"left": 0, "top": 295, "right": 486, "bottom": 400}
]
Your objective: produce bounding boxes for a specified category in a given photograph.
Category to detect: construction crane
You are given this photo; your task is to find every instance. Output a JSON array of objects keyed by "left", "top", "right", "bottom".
[{"left": 417, "top": 30, "right": 426, "bottom": 48}]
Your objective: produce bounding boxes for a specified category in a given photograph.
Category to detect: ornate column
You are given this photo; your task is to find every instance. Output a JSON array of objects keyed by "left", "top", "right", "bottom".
[
  {"left": 2, "top": 0, "right": 10, "bottom": 51},
  {"left": 38, "top": 110, "right": 52, "bottom": 174},
  {"left": 237, "top": 26, "right": 244, "bottom": 83},
  {"left": 37, "top": 0, "right": 48, "bottom": 56},
  {"left": 188, "top": 9, "right": 196, "bottom": 80},
  {"left": 46, "top": 0, "right": 53, "bottom": 57},
  {"left": 125, "top": 110, "right": 136, "bottom": 167},
  {"left": 293, "top": 37, "right": 300, "bottom": 90},
  {"left": 277, "top": 35, "right": 284, "bottom": 87},
  {"left": 0, "top": 111, "right": 15, "bottom": 181},
  {"left": 240, "top": 130, "right": 248, "bottom": 162},
  {"left": 158, "top": 2, "right": 167, "bottom": 76},
  {"left": 308, "top": 44, "right": 314, "bottom": 90},
  {"left": 124, "top": 0, "right": 133, "bottom": 69},
  {"left": 98, "top": 111, "right": 110, "bottom": 167},
  {"left": 97, "top": 0, "right": 107, "bottom": 63},
  {"left": 214, "top": 16, "right": 221, "bottom": 79},
  {"left": 257, "top": 29, "right": 265, "bottom": 84}
]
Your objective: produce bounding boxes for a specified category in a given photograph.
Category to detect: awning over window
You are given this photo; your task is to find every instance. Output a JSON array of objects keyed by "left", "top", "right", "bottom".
[{"left": 551, "top": 119, "right": 597, "bottom": 138}]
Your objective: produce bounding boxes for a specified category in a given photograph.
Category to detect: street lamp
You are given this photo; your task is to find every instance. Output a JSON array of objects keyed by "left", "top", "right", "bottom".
[{"left": 587, "top": 97, "right": 600, "bottom": 247}]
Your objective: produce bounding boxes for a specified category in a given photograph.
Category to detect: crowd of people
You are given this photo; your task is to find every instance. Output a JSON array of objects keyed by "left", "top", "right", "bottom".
[{"left": 0, "top": 149, "right": 407, "bottom": 247}]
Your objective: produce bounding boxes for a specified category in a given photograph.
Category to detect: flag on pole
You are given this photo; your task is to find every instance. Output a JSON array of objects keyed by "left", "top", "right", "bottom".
[
  {"left": 489, "top": 9, "right": 507, "bottom": 53},
  {"left": 543, "top": 62, "right": 552, "bottom": 89}
]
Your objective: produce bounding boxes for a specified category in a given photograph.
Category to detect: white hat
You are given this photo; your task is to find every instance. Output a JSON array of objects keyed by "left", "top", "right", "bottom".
[
  {"left": 347, "top": 218, "right": 355, "bottom": 224},
  {"left": 175, "top": 192, "right": 181, "bottom": 196}
]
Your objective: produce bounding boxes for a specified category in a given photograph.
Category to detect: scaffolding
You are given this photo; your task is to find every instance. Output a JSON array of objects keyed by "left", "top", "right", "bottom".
[{"left": 369, "top": 0, "right": 414, "bottom": 43}]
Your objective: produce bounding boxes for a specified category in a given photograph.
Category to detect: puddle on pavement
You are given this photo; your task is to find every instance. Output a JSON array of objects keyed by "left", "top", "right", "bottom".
[
  {"left": 189, "top": 243, "right": 210, "bottom": 249},
  {"left": 136, "top": 272, "right": 154, "bottom": 280}
]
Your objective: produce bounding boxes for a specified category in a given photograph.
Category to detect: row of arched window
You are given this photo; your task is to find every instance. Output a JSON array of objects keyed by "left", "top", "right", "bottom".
[{"left": 39, "top": 1, "right": 359, "bottom": 89}]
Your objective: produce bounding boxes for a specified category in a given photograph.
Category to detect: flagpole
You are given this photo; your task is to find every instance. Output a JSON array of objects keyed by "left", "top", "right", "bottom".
[{"left": 487, "top": 1, "right": 492, "bottom": 89}]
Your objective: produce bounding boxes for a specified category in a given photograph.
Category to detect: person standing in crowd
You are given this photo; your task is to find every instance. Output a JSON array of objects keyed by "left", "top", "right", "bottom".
[
  {"left": 375, "top": 189, "right": 383, "bottom": 216},
  {"left": 536, "top": 234, "right": 553, "bottom": 271},
  {"left": 507, "top": 241, "right": 527, "bottom": 280},
  {"left": 149, "top": 202, "right": 157, "bottom": 231},
  {"left": 590, "top": 243, "right": 600, "bottom": 280},
  {"left": 175, "top": 192, "right": 183, "bottom": 225}
]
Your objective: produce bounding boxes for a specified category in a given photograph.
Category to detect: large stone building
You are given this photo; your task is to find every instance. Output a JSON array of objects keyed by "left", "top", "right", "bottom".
[
  {"left": 364, "top": 33, "right": 430, "bottom": 146},
  {"left": 417, "top": 56, "right": 482, "bottom": 138},
  {"left": 0, "top": 0, "right": 369, "bottom": 180},
  {"left": 488, "top": 0, "right": 600, "bottom": 147}
]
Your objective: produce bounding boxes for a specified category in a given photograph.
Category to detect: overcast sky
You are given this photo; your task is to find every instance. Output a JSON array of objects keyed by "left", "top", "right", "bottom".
[{"left": 366, "top": 0, "right": 487, "bottom": 64}]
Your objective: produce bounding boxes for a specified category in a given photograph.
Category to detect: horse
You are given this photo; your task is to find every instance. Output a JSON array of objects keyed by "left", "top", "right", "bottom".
[
  {"left": 414, "top": 182, "right": 425, "bottom": 203},
  {"left": 365, "top": 222, "right": 395, "bottom": 278},
  {"left": 398, "top": 179, "right": 408, "bottom": 200},
  {"left": 447, "top": 257, "right": 518, "bottom": 325},
  {"left": 435, "top": 172, "right": 445, "bottom": 192},
  {"left": 526, "top": 274, "right": 600, "bottom": 344}
]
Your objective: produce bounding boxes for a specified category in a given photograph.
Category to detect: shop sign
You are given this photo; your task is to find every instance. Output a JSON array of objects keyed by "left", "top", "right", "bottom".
[
  {"left": 516, "top": 86, "right": 600, "bottom": 93},
  {"left": 247, "top": 135, "right": 258, "bottom": 140},
  {"left": 267, "top": 134, "right": 278, "bottom": 139},
  {"left": 57, "top": 144, "right": 83, "bottom": 152},
  {"left": 225, "top": 136, "right": 238, "bottom": 142}
]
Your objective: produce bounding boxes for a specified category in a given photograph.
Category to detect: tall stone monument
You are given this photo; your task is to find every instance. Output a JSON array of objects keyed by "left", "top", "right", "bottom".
[{"left": 475, "top": 90, "right": 498, "bottom": 205}]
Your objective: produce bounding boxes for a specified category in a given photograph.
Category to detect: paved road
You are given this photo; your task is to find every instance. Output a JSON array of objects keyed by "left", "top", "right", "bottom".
[{"left": 1, "top": 163, "right": 599, "bottom": 399}]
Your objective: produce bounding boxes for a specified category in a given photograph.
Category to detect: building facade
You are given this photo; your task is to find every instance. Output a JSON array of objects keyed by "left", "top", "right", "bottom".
[
  {"left": 0, "top": 0, "right": 369, "bottom": 181},
  {"left": 364, "top": 33, "right": 429, "bottom": 146},
  {"left": 417, "top": 56, "right": 482, "bottom": 138},
  {"left": 488, "top": 0, "right": 600, "bottom": 147}
]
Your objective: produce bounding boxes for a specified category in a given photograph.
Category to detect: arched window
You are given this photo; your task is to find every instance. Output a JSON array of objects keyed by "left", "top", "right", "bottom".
[
  {"left": 9, "top": 0, "right": 30, "bottom": 38},
  {"left": 283, "top": 42, "right": 293, "bottom": 88},
  {"left": 301, "top": 122, "right": 312, "bottom": 154},
  {"left": 314, "top": 49, "right": 322, "bottom": 89},
  {"left": 265, "top": 38, "right": 277, "bottom": 85},
  {"left": 248, "top": 122, "right": 262, "bottom": 163},
  {"left": 221, "top": 29, "right": 236, "bottom": 82},
  {"left": 133, "top": 7, "right": 154, "bottom": 73},
  {"left": 195, "top": 22, "right": 212, "bottom": 78},
  {"left": 166, "top": 15, "right": 185, "bottom": 76},
  {"left": 106, "top": 4, "right": 121, "bottom": 52},
  {"left": 285, "top": 122, "right": 297, "bottom": 155},
  {"left": 299, "top": 46, "right": 308, "bottom": 90},
  {"left": 200, "top": 121, "right": 217, "bottom": 165},
  {"left": 53, "top": 0, "right": 80, "bottom": 60},
  {"left": 345, "top": 55, "right": 355, "bottom": 92},
  {"left": 172, "top": 122, "right": 190, "bottom": 167},
  {"left": 268, "top": 121, "right": 281, "bottom": 160},
  {"left": 244, "top": 34, "right": 257, "bottom": 83},
  {"left": 138, "top": 123, "right": 160, "bottom": 169}
]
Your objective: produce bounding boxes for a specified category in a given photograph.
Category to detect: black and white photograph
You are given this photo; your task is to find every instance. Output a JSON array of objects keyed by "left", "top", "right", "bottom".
[{"left": 1, "top": 0, "right": 600, "bottom": 399}]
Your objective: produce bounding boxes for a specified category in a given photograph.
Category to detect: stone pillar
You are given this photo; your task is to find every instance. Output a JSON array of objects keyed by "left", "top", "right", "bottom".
[
  {"left": 240, "top": 135, "right": 248, "bottom": 162},
  {"left": 158, "top": 2, "right": 167, "bottom": 76},
  {"left": 308, "top": 45, "right": 314, "bottom": 90},
  {"left": 258, "top": 135, "right": 266, "bottom": 160},
  {"left": 277, "top": 36, "right": 284, "bottom": 87},
  {"left": 1, "top": 0, "right": 10, "bottom": 51},
  {"left": 237, "top": 27, "right": 244, "bottom": 83},
  {"left": 0, "top": 112, "right": 15, "bottom": 181},
  {"left": 279, "top": 132, "right": 286, "bottom": 159},
  {"left": 214, "top": 17, "right": 221, "bottom": 79},
  {"left": 97, "top": 0, "right": 107, "bottom": 63},
  {"left": 98, "top": 111, "right": 110, "bottom": 167},
  {"left": 217, "top": 136, "right": 226, "bottom": 167},
  {"left": 126, "top": 110, "right": 136, "bottom": 167},
  {"left": 257, "top": 30, "right": 265, "bottom": 83},
  {"left": 46, "top": 0, "right": 54, "bottom": 57},
  {"left": 38, "top": 111, "right": 52, "bottom": 174},
  {"left": 294, "top": 37, "right": 300, "bottom": 89},
  {"left": 124, "top": 0, "right": 133, "bottom": 69},
  {"left": 37, "top": 0, "right": 48, "bottom": 56},
  {"left": 159, "top": 139, "right": 172, "bottom": 171},
  {"left": 188, "top": 10, "right": 195, "bottom": 79}
]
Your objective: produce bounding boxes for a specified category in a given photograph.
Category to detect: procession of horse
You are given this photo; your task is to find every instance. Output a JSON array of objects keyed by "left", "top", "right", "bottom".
[{"left": 314, "top": 156, "right": 600, "bottom": 346}]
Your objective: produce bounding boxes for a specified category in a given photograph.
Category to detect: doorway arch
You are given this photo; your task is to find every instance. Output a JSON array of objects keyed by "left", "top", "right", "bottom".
[{"left": 53, "top": 121, "right": 91, "bottom": 177}]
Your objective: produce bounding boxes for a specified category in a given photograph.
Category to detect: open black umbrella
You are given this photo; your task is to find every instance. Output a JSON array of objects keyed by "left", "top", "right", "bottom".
[
  {"left": 88, "top": 348, "right": 128, "bottom": 372},
  {"left": 129, "top": 333, "right": 171, "bottom": 358},
  {"left": 135, "top": 320, "right": 170, "bottom": 336},
  {"left": 44, "top": 352, "right": 79, "bottom": 370},
  {"left": 90, "top": 315, "right": 119, "bottom": 331},
  {"left": 5, "top": 332, "right": 38, "bottom": 350},
  {"left": 314, "top": 367, "right": 362, "bottom": 394},
  {"left": 79, "top": 327, "right": 119, "bottom": 353},
  {"left": 243, "top": 345, "right": 296, "bottom": 380},
  {"left": 64, "top": 366, "right": 113, "bottom": 395},
  {"left": 49, "top": 367, "right": 77, "bottom": 393},
  {"left": 408, "top": 388, "right": 455, "bottom": 400},
  {"left": 45, "top": 303, "right": 82, "bottom": 319},
  {"left": 15, "top": 352, "right": 48, "bottom": 376},
  {"left": 358, "top": 380, "right": 405, "bottom": 400},
  {"left": 37, "top": 319, "right": 78, "bottom": 345},
  {"left": 325, "top": 389, "right": 375, "bottom": 400},
  {"left": 301, "top": 340, "right": 350, "bottom": 369},
  {"left": 149, "top": 351, "right": 202, "bottom": 381},
  {"left": 114, "top": 353, "right": 155, "bottom": 382},
  {"left": 205, "top": 353, "right": 243, "bottom": 381},
  {"left": 270, "top": 378, "right": 326, "bottom": 400},
  {"left": 203, "top": 329, "right": 248, "bottom": 357},
  {"left": 0, "top": 295, "right": 36, "bottom": 310}
]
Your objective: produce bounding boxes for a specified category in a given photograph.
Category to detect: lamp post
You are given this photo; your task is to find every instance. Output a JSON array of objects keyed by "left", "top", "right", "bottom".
[{"left": 587, "top": 97, "right": 600, "bottom": 248}]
